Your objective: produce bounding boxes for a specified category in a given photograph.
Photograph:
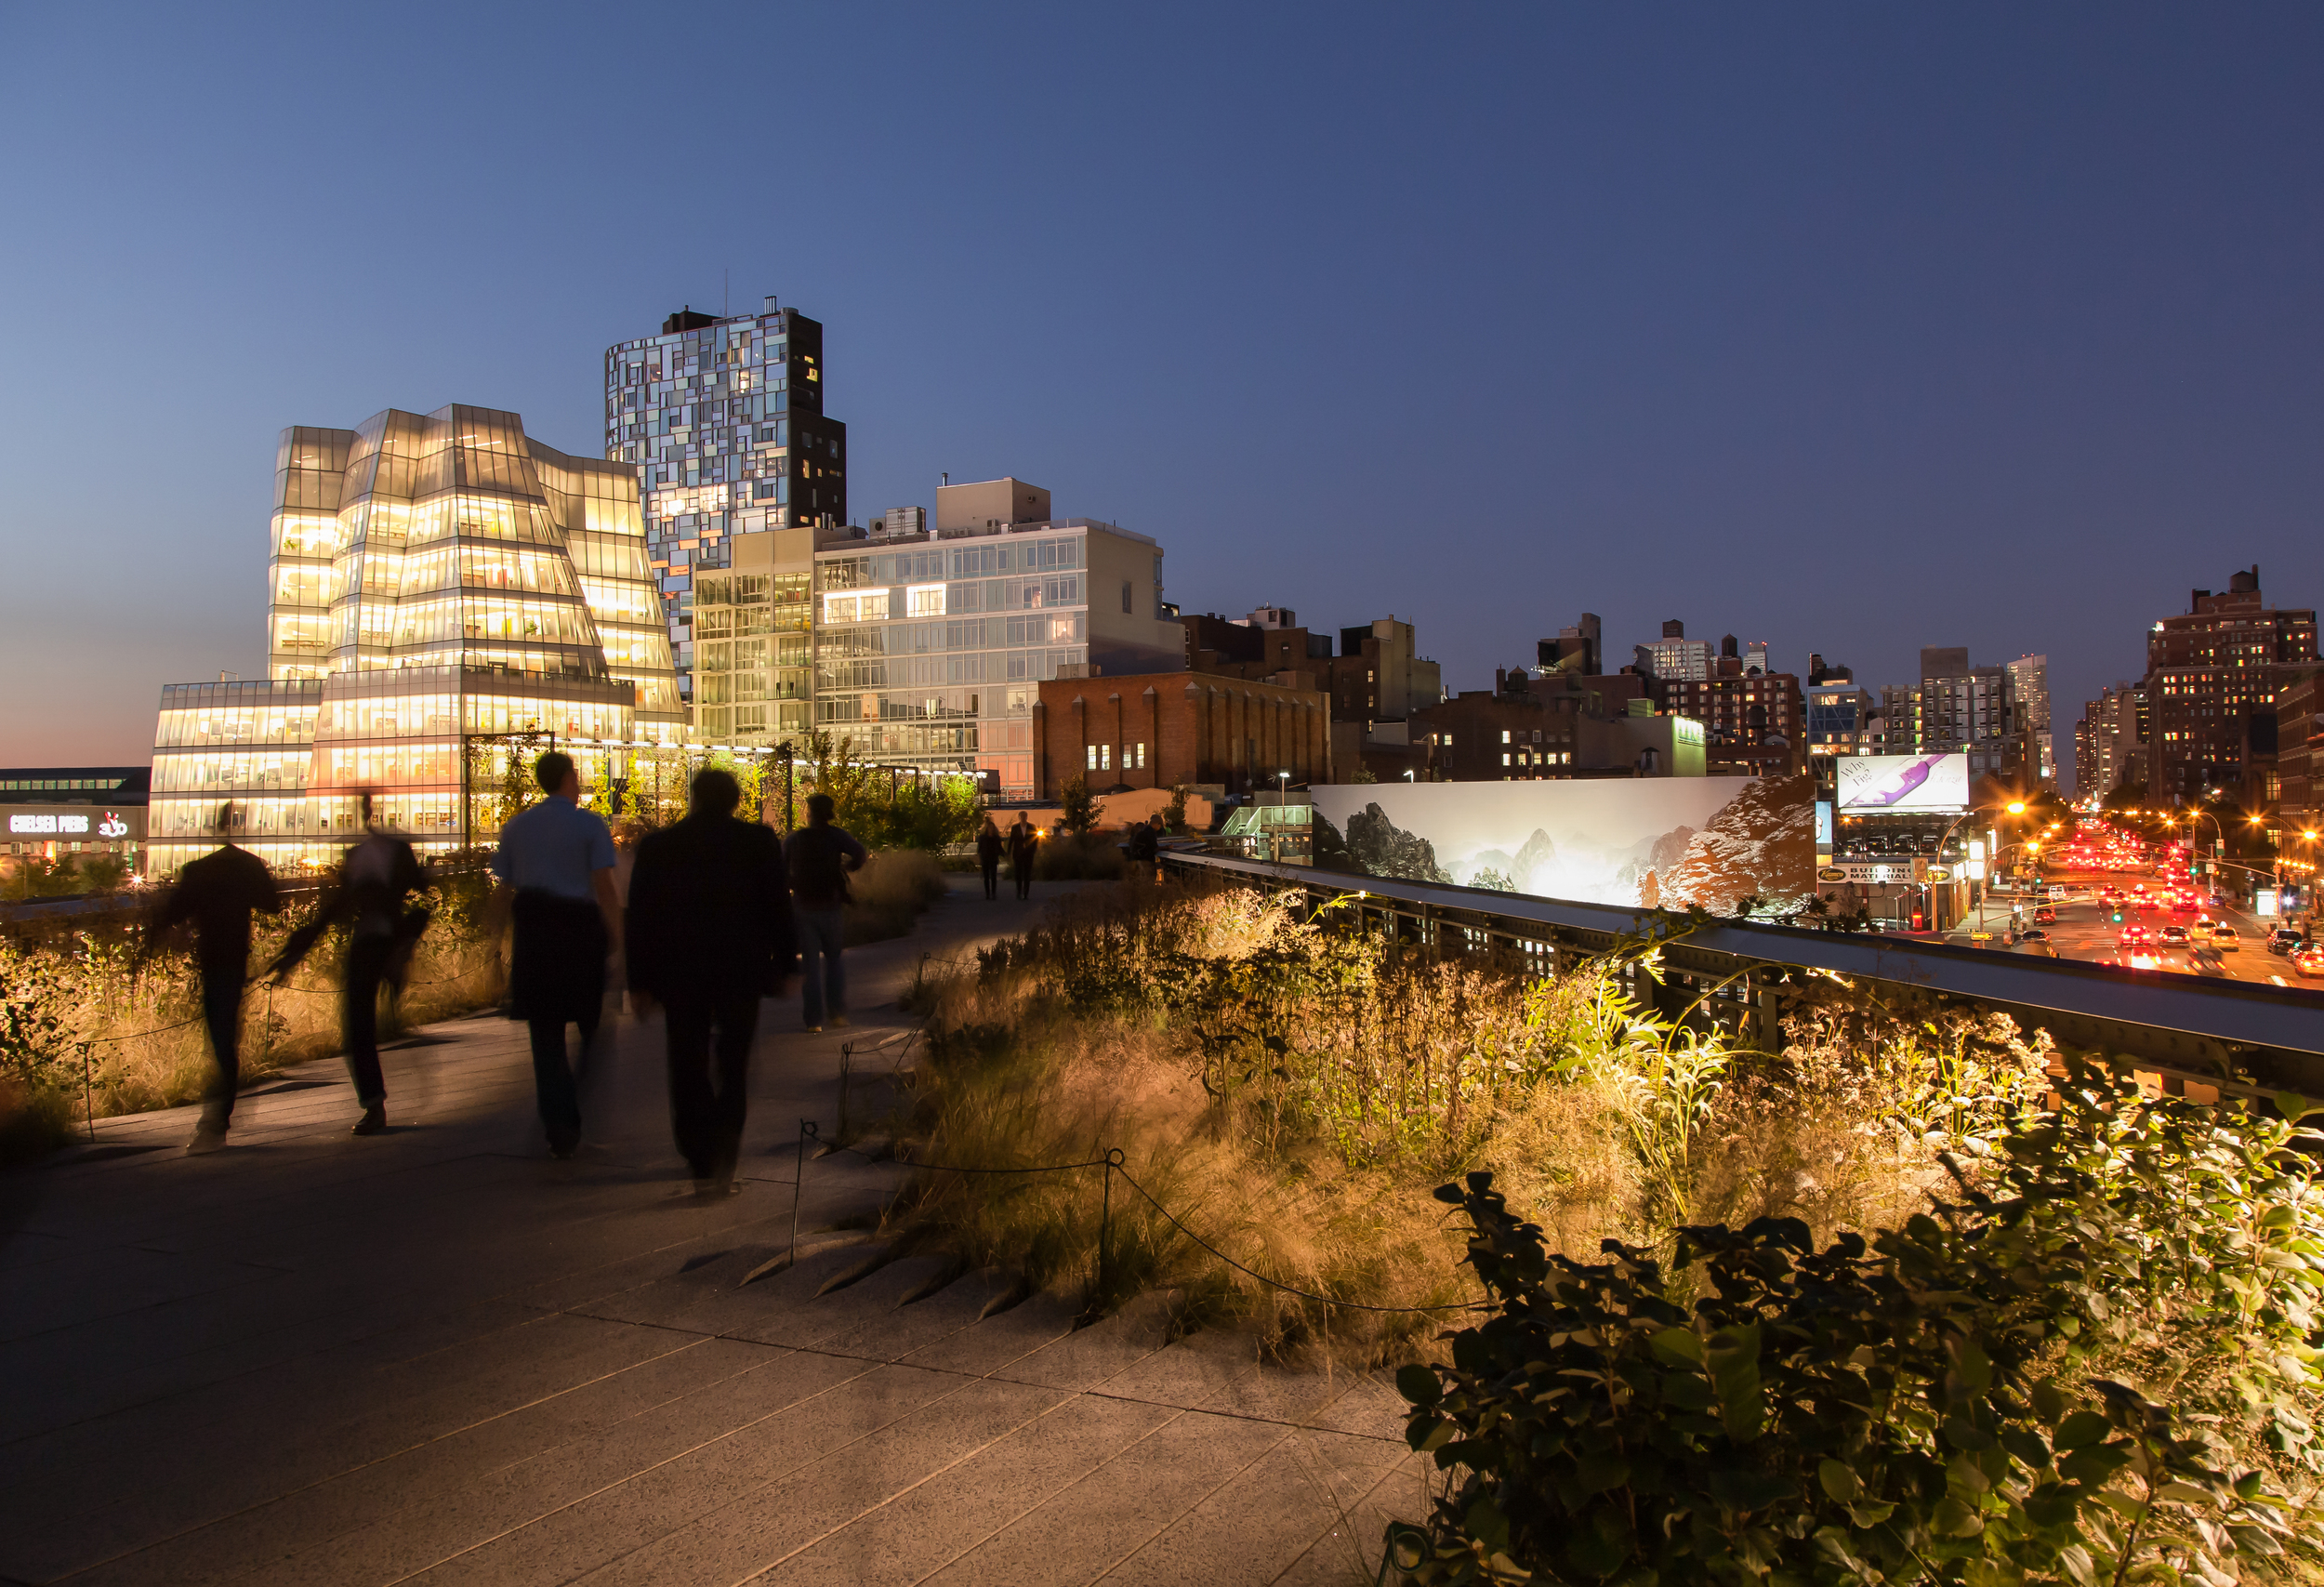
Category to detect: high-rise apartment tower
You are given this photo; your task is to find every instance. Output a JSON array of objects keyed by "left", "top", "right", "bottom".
[{"left": 603, "top": 299, "right": 847, "bottom": 702}]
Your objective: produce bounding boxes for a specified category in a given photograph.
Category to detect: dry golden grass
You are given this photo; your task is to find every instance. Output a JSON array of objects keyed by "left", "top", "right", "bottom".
[{"left": 881, "top": 878, "right": 2045, "bottom": 1363}]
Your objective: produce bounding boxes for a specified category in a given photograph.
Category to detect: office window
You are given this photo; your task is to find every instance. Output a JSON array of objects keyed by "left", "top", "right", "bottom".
[{"left": 1121, "top": 580, "right": 1133, "bottom": 615}]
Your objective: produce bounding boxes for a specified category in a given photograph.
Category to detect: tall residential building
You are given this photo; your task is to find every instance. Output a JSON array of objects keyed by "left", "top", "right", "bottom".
[
  {"left": 2004, "top": 655, "right": 2054, "bottom": 784},
  {"left": 1638, "top": 619, "right": 1712, "bottom": 682},
  {"left": 603, "top": 299, "right": 847, "bottom": 703},
  {"left": 806, "top": 478, "right": 1181, "bottom": 799},
  {"left": 2073, "top": 708, "right": 2098, "bottom": 797},
  {"left": 1918, "top": 646, "right": 2022, "bottom": 781},
  {"left": 2088, "top": 681, "right": 2146, "bottom": 798},
  {"left": 2142, "top": 567, "right": 2317, "bottom": 800},
  {"left": 152, "top": 406, "right": 680, "bottom": 877}
]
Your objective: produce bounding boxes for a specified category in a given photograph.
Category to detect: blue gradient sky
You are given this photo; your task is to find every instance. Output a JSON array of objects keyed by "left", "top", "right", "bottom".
[{"left": 4, "top": 5, "right": 2320, "bottom": 785}]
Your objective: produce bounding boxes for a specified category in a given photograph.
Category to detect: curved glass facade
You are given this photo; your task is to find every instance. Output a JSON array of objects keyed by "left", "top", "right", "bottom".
[{"left": 152, "top": 405, "right": 684, "bottom": 877}]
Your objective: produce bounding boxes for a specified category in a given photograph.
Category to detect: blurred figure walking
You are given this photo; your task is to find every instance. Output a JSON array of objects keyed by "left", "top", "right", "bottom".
[
  {"left": 626, "top": 768, "right": 794, "bottom": 1193},
  {"left": 1007, "top": 813, "right": 1037, "bottom": 902},
  {"left": 976, "top": 816, "right": 1003, "bottom": 902},
  {"left": 785, "top": 793, "right": 865, "bottom": 1033},
  {"left": 271, "top": 793, "right": 429, "bottom": 1137},
  {"left": 1126, "top": 813, "right": 1163, "bottom": 882},
  {"left": 491, "top": 752, "right": 620, "bottom": 1158},
  {"left": 144, "top": 803, "right": 282, "bottom": 1155}
]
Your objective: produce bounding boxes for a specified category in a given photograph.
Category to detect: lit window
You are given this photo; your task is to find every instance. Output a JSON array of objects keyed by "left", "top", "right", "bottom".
[
  {"left": 1502, "top": 753, "right": 1511, "bottom": 766},
  {"left": 905, "top": 583, "right": 945, "bottom": 616},
  {"left": 1501, "top": 730, "right": 1512, "bottom": 743},
  {"left": 1135, "top": 743, "right": 1146, "bottom": 768},
  {"left": 1087, "top": 745, "right": 1098, "bottom": 770},
  {"left": 1101, "top": 745, "right": 1113, "bottom": 771}
]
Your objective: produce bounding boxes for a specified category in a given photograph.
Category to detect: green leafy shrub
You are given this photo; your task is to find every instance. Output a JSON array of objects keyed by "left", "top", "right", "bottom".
[{"left": 1391, "top": 1064, "right": 2324, "bottom": 1584}]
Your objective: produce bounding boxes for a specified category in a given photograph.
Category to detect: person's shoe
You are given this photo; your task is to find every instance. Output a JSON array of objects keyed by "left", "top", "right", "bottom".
[
  {"left": 350, "top": 1106, "right": 387, "bottom": 1137},
  {"left": 802, "top": 1023, "right": 823, "bottom": 1034},
  {"left": 549, "top": 1136, "right": 579, "bottom": 1160},
  {"left": 185, "top": 1126, "right": 228, "bottom": 1156},
  {"left": 827, "top": 1014, "right": 851, "bottom": 1029}
]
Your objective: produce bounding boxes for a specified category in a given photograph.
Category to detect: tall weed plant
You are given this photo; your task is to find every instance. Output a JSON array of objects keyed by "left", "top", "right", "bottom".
[{"left": 0, "top": 870, "right": 503, "bottom": 1159}]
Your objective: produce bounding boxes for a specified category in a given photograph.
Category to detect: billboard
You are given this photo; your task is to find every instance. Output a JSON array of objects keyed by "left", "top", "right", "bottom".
[
  {"left": 1312, "top": 774, "right": 1814, "bottom": 914},
  {"left": 1834, "top": 753, "right": 1970, "bottom": 814}
]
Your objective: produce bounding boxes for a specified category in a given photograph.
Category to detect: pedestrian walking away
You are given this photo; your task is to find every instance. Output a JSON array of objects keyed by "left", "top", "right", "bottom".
[
  {"left": 270, "top": 793, "right": 430, "bottom": 1137},
  {"left": 1007, "top": 813, "right": 1038, "bottom": 901},
  {"left": 975, "top": 815, "right": 1003, "bottom": 901},
  {"left": 491, "top": 751, "right": 621, "bottom": 1158},
  {"left": 627, "top": 768, "right": 795, "bottom": 1194},
  {"left": 141, "top": 803, "right": 282, "bottom": 1155},
  {"left": 1126, "top": 812, "right": 1162, "bottom": 882},
  {"left": 785, "top": 792, "right": 866, "bottom": 1033}
]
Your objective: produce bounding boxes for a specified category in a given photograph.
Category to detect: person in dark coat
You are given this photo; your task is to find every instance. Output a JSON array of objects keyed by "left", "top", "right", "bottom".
[
  {"left": 1125, "top": 813, "right": 1161, "bottom": 881},
  {"left": 143, "top": 803, "right": 282, "bottom": 1155},
  {"left": 975, "top": 816, "right": 1004, "bottom": 902},
  {"left": 1007, "top": 813, "right": 1038, "bottom": 902},
  {"left": 269, "top": 793, "right": 429, "bottom": 1137},
  {"left": 627, "top": 768, "right": 796, "bottom": 1193},
  {"left": 488, "top": 752, "right": 620, "bottom": 1158}
]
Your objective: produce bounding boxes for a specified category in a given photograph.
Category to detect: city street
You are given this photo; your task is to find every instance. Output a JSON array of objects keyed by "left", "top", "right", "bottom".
[{"left": 1948, "top": 867, "right": 2309, "bottom": 987}]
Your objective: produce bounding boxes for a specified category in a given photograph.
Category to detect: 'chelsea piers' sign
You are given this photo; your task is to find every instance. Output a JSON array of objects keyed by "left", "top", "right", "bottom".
[{"left": 10, "top": 813, "right": 91, "bottom": 835}]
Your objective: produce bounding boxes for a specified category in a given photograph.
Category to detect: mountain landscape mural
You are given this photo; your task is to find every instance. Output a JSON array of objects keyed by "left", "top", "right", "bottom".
[{"left": 1312, "top": 774, "right": 1815, "bottom": 915}]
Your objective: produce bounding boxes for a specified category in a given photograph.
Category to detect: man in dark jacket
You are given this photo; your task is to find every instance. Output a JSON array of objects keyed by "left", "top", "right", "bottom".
[
  {"left": 144, "top": 803, "right": 283, "bottom": 1155},
  {"left": 1125, "top": 813, "right": 1161, "bottom": 881},
  {"left": 785, "top": 792, "right": 866, "bottom": 1033},
  {"left": 270, "top": 792, "right": 429, "bottom": 1137},
  {"left": 1007, "top": 813, "right": 1038, "bottom": 901},
  {"left": 627, "top": 768, "right": 796, "bottom": 1192}
]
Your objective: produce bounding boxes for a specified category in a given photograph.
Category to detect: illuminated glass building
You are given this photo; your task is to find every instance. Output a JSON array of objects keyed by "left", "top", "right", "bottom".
[
  {"left": 150, "top": 405, "right": 681, "bottom": 877},
  {"left": 603, "top": 300, "right": 847, "bottom": 702},
  {"left": 811, "top": 477, "right": 1180, "bottom": 797}
]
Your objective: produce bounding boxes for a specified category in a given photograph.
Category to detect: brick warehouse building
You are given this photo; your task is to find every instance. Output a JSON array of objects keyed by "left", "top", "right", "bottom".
[{"left": 1030, "top": 670, "right": 1329, "bottom": 800}]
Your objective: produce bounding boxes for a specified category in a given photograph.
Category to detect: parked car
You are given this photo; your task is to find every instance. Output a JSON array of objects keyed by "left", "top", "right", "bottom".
[
  {"left": 2016, "top": 928, "right": 2051, "bottom": 943},
  {"left": 2268, "top": 928, "right": 2305, "bottom": 956}
]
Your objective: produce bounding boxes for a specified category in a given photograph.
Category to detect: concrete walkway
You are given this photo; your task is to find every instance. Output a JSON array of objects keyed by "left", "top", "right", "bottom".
[{"left": 0, "top": 878, "right": 1425, "bottom": 1586}]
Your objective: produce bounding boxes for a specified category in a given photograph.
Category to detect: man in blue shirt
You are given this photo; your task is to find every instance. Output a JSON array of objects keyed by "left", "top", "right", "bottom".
[{"left": 491, "top": 751, "right": 620, "bottom": 1158}]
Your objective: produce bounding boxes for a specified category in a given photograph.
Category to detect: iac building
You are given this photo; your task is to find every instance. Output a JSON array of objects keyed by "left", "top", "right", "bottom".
[{"left": 147, "top": 406, "right": 682, "bottom": 878}]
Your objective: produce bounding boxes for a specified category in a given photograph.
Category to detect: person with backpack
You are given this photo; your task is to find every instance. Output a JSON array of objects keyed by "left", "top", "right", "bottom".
[
  {"left": 1007, "top": 813, "right": 1038, "bottom": 901},
  {"left": 785, "top": 793, "right": 866, "bottom": 1033},
  {"left": 268, "top": 792, "right": 429, "bottom": 1137},
  {"left": 626, "top": 768, "right": 794, "bottom": 1194},
  {"left": 142, "top": 802, "right": 283, "bottom": 1155}
]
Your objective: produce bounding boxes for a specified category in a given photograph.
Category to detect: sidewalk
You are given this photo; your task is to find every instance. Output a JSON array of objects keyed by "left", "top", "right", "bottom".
[{"left": 0, "top": 877, "right": 1422, "bottom": 1586}]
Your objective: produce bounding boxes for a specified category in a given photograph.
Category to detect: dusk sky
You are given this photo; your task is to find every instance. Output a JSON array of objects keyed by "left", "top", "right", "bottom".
[{"left": 4, "top": 5, "right": 2320, "bottom": 786}]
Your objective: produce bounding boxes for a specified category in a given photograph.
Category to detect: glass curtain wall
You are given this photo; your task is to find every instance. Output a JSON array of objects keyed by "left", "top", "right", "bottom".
[
  {"left": 813, "top": 526, "right": 1091, "bottom": 795},
  {"left": 692, "top": 570, "right": 812, "bottom": 743},
  {"left": 154, "top": 406, "right": 682, "bottom": 874}
]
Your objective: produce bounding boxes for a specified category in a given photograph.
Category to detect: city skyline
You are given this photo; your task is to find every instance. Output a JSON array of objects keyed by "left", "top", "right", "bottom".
[{"left": 5, "top": 7, "right": 2323, "bottom": 778}]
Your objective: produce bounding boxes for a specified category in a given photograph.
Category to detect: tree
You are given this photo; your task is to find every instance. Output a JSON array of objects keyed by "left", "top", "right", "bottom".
[
  {"left": 1165, "top": 784, "right": 1190, "bottom": 835},
  {"left": 1058, "top": 774, "right": 1098, "bottom": 837}
]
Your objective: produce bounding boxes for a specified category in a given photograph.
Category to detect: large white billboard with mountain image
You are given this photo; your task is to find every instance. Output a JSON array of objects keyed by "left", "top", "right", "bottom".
[{"left": 1312, "top": 775, "right": 1816, "bottom": 915}]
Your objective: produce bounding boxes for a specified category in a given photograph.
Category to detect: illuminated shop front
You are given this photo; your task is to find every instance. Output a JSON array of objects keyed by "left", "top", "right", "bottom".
[{"left": 150, "top": 406, "right": 684, "bottom": 878}]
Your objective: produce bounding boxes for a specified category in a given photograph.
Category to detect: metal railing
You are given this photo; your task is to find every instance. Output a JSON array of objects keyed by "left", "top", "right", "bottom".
[{"left": 1160, "top": 851, "right": 2324, "bottom": 1096}]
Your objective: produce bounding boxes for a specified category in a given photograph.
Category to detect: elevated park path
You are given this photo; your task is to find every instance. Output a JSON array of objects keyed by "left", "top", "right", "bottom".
[{"left": 0, "top": 877, "right": 1419, "bottom": 1587}]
